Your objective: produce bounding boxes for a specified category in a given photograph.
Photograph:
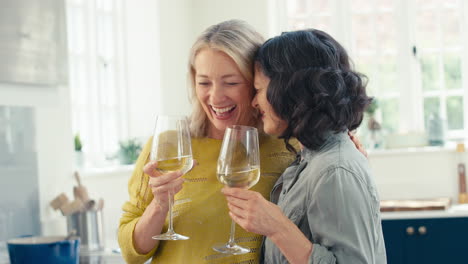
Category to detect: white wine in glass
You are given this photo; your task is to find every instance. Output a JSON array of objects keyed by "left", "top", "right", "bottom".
[
  {"left": 150, "top": 115, "right": 193, "bottom": 240},
  {"left": 218, "top": 167, "right": 260, "bottom": 189},
  {"left": 213, "top": 125, "right": 260, "bottom": 255},
  {"left": 157, "top": 156, "right": 193, "bottom": 173}
]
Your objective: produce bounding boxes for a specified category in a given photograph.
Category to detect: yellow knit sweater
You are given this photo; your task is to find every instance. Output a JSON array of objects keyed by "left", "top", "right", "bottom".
[{"left": 118, "top": 134, "right": 296, "bottom": 264}]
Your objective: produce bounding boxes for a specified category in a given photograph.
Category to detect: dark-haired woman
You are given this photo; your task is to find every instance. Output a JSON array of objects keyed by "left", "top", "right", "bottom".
[{"left": 222, "top": 29, "right": 387, "bottom": 264}]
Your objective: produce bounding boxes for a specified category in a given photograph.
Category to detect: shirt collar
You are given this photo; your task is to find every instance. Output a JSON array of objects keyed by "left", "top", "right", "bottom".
[{"left": 300, "top": 130, "right": 349, "bottom": 161}]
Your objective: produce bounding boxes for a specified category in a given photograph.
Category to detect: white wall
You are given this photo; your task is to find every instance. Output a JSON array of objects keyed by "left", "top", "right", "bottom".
[
  {"left": 187, "top": 0, "right": 271, "bottom": 40},
  {"left": 156, "top": 0, "right": 192, "bottom": 117},
  {"left": 125, "top": 0, "right": 162, "bottom": 139},
  {"left": 36, "top": 93, "right": 76, "bottom": 236},
  {"left": 0, "top": 84, "right": 62, "bottom": 107},
  {"left": 0, "top": 83, "right": 75, "bottom": 236}
]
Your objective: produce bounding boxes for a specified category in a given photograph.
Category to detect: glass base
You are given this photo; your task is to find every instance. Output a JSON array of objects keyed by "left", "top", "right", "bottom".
[
  {"left": 212, "top": 243, "right": 250, "bottom": 255},
  {"left": 152, "top": 230, "right": 189, "bottom": 241}
]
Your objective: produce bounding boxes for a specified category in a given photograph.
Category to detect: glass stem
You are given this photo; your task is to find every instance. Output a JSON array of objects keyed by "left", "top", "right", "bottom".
[
  {"left": 167, "top": 190, "right": 174, "bottom": 233},
  {"left": 227, "top": 219, "right": 236, "bottom": 247}
]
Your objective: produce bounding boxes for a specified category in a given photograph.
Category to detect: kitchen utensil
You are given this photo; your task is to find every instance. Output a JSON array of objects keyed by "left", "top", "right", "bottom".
[
  {"left": 7, "top": 235, "right": 80, "bottom": 264},
  {"left": 84, "top": 199, "right": 96, "bottom": 211},
  {"left": 95, "top": 198, "right": 104, "bottom": 211},
  {"left": 73, "top": 171, "right": 90, "bottom": 202},
  {"left": 456, "top": 143, "right": 467, "bottom": 203},
  {"left": 50, "top": 193, "right": 69, "bottom": 210},
  {"left": 66, "top": 209, "right": 104, "bottom": 252},
  {"left": 60, "top": 200, "right": 85, "bottom": 216}
]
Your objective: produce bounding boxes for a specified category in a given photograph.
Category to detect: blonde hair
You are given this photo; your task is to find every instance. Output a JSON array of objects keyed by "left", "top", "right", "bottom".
[{"left": 188, "top": 19, "right": 264, "bottom": 138}]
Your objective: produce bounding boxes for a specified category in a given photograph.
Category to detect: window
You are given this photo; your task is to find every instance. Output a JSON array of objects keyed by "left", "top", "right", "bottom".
[
  {"left": 66, "top": 0, "right": 128, "bottom": 166},
  {"left": 285, "top": 0, "right": 467, "bottom": 147}
]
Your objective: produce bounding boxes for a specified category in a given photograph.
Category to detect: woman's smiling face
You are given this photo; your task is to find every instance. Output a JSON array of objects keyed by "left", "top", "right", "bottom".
[
  {"left": 194, "top": 48, "right": 255, "bottom": 139},
  {"left": 252, "top": 66, "right": 288, "bottom": 136}
]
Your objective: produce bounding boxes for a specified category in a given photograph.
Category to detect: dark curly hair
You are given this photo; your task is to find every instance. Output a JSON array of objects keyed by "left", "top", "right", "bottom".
[{"left": 255, "top": 29, "right": 372, "bottom": 152}]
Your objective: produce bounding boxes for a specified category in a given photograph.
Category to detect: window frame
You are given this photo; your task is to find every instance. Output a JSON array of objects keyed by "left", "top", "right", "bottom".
[
  {"left": 280, "top": 0, "right": 468, "bottom": 142},
  {"left": 66, "top": 0, "right": 129, "bottom": 167}
]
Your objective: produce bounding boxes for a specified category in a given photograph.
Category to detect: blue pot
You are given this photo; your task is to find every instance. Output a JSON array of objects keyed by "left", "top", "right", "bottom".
[{"left": 7, "top": 236, "right": 80, "bottom": 264}]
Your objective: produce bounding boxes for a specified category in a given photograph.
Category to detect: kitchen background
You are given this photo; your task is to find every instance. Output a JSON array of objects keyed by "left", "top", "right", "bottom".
[{"left": 0, "top": 0, "right": 467, "bottom": 261}]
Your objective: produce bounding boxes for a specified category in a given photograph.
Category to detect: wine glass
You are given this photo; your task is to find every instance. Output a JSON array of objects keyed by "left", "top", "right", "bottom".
[
  {"left": 150, "top": 115, "right": 193, "bottom": 240},
  {"left": 213, "top": 125, "right": 260, "bottom": 255}
]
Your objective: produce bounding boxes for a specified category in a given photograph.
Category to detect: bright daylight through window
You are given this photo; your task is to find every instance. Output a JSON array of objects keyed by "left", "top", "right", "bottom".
[
  {"left": 66, "top": 0, "right": 130, "bottom": 168},
  {"left": 286, "top": 0, "right": 467, "bottom": 150}
]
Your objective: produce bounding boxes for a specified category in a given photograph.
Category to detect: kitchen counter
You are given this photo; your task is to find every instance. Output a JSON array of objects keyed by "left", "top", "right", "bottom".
[
  {"left": 381, "top": 204, "right": 468, "bottom": 220},
  {"left": 0, "top": 244, "right": 9, "bottom": 264}
]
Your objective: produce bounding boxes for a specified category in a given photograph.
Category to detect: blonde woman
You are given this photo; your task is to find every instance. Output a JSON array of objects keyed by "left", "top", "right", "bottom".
[{"left": 118, "top": 20, "right": 297, "bottom": 264}]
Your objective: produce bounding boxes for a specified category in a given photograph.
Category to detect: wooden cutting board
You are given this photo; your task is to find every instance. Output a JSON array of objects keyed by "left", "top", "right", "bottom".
[{"left": 380, "top": 197, "right": 451, "bottom": 212}]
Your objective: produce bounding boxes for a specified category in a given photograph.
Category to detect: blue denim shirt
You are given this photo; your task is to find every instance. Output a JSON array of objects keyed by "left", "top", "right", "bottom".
[{"left": 263, "top": 132, "right": 387, "bottom": 264}]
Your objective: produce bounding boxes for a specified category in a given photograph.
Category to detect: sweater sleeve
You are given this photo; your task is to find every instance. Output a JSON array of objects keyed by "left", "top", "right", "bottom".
[{"left": 118, "top": 138, "right": 158, "bottom": 264}]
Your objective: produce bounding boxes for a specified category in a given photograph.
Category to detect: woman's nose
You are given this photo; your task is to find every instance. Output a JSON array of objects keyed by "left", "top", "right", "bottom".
[
  {"left": 251, "top": 94, "right": 259, "bottom": 108},
  {"left": 210, "top": 83, "right": 226, "bottom": 103}
]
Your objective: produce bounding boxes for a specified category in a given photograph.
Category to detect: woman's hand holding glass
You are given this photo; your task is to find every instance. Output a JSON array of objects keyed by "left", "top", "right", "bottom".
[
  {"left": 144, "top": 161, "right": 184, "bottom": 212},
  {"left": 221, "top": 187, "right": 291, "bottom": 238}
]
